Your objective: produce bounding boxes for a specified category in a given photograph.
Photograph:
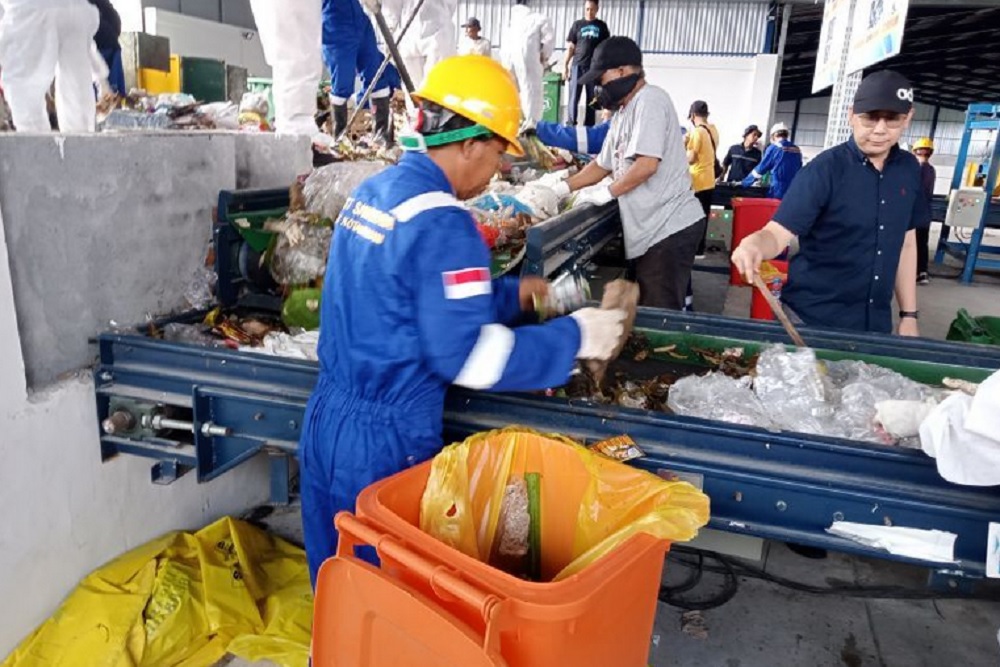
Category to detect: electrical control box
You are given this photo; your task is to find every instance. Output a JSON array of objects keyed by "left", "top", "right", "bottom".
[
  {"left": 706, "top": 206, "right": 733, "bottom": 251},
  {"left": 945, "top": 188, "right": 988, "bottom": 229}
]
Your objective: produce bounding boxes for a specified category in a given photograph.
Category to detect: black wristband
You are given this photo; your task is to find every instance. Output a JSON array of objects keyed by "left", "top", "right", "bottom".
[{"left": 899, "top": 310, "right": 919, "bottom": 320}]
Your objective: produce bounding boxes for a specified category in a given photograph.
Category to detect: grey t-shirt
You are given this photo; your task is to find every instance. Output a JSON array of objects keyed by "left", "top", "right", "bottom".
[{"left": 598, "top": 83, "right": 705, "bottom": 259}]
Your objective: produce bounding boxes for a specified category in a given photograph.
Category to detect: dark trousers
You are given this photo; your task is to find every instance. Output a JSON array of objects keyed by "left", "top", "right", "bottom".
[
  {"left": 635, "top": 218, "right": 708, "bottom": 310},
  {"left": 916, "top": 226, "right": 930, "bottom": 275},
  {"left": 566, "top": 65, "right": 596, "bottom": 126},
  {"left": 99, "top": 46, "right": 126, "bottom": 96},
  {"left": 694, "top": 188, "right": 713, "bottom": 255}
]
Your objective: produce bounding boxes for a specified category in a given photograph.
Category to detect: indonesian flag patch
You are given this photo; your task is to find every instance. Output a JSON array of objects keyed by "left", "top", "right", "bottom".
[{"left": 442, "top": 267, "right": 492, "bottom": 299}]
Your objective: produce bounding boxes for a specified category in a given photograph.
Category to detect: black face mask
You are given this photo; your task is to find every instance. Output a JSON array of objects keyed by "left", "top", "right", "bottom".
[{"left": 596, "top": 73, "right": 641, "bottom": 110}]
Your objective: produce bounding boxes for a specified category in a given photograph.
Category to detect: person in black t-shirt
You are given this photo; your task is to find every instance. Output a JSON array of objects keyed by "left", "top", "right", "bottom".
[
  {"left": 721, "top": 124, "right": 763, "bottom": 183},
  {"left": 563, "top": 0, "right": 609, "bottom": 126}
]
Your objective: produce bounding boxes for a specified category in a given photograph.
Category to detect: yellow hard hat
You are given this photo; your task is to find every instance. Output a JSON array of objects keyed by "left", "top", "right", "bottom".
[
  {"left": 410, "top": 55, "right": 524, "bottom": 157},
  {"left": 913, "top": 137, "right": 934, "bottom": 151}
]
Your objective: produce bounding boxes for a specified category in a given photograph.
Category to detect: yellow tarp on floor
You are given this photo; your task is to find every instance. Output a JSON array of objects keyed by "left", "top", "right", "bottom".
[{"left": 3, "top": 517, "right": 312, "bottom": 667}]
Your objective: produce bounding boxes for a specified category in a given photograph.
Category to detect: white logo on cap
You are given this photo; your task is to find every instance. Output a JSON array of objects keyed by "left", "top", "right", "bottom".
[{"left": 897, "top": 88, "right": 914, "bottom": 102}]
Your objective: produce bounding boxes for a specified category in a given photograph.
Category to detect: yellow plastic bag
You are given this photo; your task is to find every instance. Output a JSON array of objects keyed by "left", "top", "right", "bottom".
[
  {"left": 3, "top": 517, "right": 312, "bottom": 667},
  {"left": 420, "top": 427, "right": 710, "bottom": 581}
]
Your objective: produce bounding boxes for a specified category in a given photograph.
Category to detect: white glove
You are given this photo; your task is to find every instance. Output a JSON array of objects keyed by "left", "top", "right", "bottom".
[
  {"left": 534, "top": 169, "right": 570, "bottom": 189},
  {"left": 571, "top": 308, "right": 626, "bottom": 360},
  {"left": 574, "top": 184, "right": 614, "bottom": 208}
]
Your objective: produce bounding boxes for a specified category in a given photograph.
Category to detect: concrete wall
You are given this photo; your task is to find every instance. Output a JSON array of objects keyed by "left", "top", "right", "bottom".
[
  {"left": 0, "top": 132, "right": 308, "bottom": 656},
  {"left": 0, "top": 132, "right": 309, "bottom": 389}
]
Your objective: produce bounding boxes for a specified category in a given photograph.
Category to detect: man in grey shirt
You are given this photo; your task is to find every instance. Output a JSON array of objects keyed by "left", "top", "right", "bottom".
[{"left": 550, "top": 36, "right": 705, "bottom": 309}]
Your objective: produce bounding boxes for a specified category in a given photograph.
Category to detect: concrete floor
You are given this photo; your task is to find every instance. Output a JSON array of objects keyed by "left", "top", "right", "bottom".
[{"left": 222, "top": 228, "right": 1000, "bottom": 666}]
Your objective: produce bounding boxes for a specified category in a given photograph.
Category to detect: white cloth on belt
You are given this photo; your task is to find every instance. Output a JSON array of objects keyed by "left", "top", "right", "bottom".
[
  {"left": 501, "top": 4, "right": 555, "bottom": 123},
  {"left": 249, "top": 0, "right": 323, "bottom": 137},
  {"left": 827, "top": 521, "right": 957, "bottom": 563},
  {"left": 919, "top": 369, "right": 1000, "bottom": 486},
  {"left": 0, "top": 0, "right": 98, "bottom": 132},
  {"left": 383, "top": 0, "right": 457, "bottom": 88}
]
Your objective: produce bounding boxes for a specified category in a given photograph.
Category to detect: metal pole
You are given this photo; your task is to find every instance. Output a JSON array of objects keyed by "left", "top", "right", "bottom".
[{"left": 339, "top": 0, "right": 426, "bottom": 142}]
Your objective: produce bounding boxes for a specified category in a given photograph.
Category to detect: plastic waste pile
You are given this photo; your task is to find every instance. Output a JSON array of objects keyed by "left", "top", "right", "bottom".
[
  {"left": 668, "top": 345, "right": 941, "bottom": 446},
  {"left": 100, "top": 91, "right": 245, "bottom": 131}
]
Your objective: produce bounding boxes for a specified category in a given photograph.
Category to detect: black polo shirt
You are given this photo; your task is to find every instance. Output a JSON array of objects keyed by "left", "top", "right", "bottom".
[
  {"left": 774, "top": 137, "right": 928, "bottom": 334},
  {"left": 722, "top": 143, "right": 762, "bottom": 182}
]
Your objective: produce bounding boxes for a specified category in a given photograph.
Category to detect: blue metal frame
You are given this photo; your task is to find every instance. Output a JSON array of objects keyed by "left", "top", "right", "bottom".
[
  {"left": 521, "top": 201, "right": 620, "bottom": 277},
  {"left": 94, "top": 308, "right": 1000, "bottom": 580},
  {"left": 933, "top": 102, "right": 1000, "bottom": 283}
]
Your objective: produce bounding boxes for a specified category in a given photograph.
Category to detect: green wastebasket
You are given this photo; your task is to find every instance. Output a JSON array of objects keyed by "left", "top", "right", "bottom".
[
  {"left": 946, "top": 309, "right": 1000, "bottom": 346},
  {"left": 542, "top": 72, "right": 563, "bottom": 123}
]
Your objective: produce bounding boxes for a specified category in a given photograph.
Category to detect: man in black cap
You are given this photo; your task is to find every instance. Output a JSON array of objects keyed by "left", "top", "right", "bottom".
[
  {"left": 549, "top": 36, "right": 706, "bottom": 310},
  {"left": 459, "top": 16, "right": 492, "bottom": 57},
  {"left": 731, "top": 70, "right": 928, "bottom": 336},
  {"left": 722, "top": 124, "right": 763, "bottom": 183}
]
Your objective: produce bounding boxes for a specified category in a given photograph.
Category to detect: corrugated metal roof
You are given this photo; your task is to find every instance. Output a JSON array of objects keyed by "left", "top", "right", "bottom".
[
  {"left": 455, "top": 0, "right": 767, "bottom": 56},
  {"left": 641, "top": 0, "right": 769, "bottom": 54}
]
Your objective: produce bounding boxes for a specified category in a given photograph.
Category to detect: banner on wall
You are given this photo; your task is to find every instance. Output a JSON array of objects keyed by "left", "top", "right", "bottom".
[
  {"left": 811, "top": 0, "right": 852, "bottom": 94},
  {"left": 846, "top": 0, "right": 910, "bottom": 74}
]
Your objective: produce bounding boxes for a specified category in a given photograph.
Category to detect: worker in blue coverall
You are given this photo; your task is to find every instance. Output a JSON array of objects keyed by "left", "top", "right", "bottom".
[
  {"left": 535, "top": 119, "right": 609, "bottom": 154},
  {"left": 741, "top": 121, "right": 803, "bottom": 199},
  {"left": 322, "top": 0, "right": 400, "bottom": 141},
  {"left": 300, "top": 54, "right": 627, "bottom": 585}
]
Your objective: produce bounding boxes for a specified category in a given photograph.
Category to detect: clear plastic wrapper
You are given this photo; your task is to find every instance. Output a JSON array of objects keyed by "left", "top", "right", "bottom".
[
  {"left": 265, "top": 213, "right": 333, "bottom": 286},
  {"left": 303, "top": 162, "right": 388, "bottom": 220},
  {"left": 667, "top": 373, "right": 773, "bottom": 428},
  {"left": 162, "top": 322, "right": 224, "bottom": 347},
  {"left": 101, "top": 109, "right": 172, "bottom": 130},
  {"left": 198, "top": 102, "right": 239, "bottom": 130},
  {"left": 753, "top": 346, "right": 831, "bottom": 434},
  {"left": 182, "top": 266, "right": 217, "bottom": 310},
  {"left": 239, "top": 91, "right": 269, "bottom": 117}
]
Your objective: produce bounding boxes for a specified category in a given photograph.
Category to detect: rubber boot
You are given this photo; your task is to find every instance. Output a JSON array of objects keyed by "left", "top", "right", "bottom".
[
  {"left": 373, "top": 96, "right": 393, "bottom": 145},
  {"left": 332, "top": 103, "right": 348, "bottom": 139}
]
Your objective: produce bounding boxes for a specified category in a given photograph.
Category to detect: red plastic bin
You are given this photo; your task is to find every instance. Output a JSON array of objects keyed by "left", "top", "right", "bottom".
[
  {"left": 319, "top": 460, "right": 671, "bottom": 667},
  {"left": 730, "top": 197, "right": 782, "bottom": 285},
  {"left": 750, "top": 260, "right": 789, "bottom": 321}
]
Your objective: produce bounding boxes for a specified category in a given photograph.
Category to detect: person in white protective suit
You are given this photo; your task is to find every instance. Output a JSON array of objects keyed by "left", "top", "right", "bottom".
[
  {"left": 501, "top": 0, "right": 555, "bottom": 126},
  {"left": 249, "top": 0, "right": 324, "bottom": 137},
  {"left": 0, "top": 0, "right": 99, "bottom": 132},
  {"left": 382, "top": 0, "right": 457, "bottom": 88}
]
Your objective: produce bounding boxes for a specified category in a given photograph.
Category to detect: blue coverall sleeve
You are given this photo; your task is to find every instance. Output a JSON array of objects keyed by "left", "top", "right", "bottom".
[
  {"left": 753, "top": 145, "right": 779, "bottom": 178},
  {"left": 413, "top": 210, "right": 580, "bottom": 392},
  {"left": 535, "top": 121, "right": 609, "bottom": 154},
  {"left": 492, "top": 276, "right": 524, "bottom": 325}
]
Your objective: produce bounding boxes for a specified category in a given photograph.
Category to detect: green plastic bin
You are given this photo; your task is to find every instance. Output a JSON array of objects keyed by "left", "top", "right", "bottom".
[
  {"left": 542, "top": 72, "right": 563, "bottom": 123},
  {"left": 946, "top": 309, "right": 1000, "bottom": 346}
]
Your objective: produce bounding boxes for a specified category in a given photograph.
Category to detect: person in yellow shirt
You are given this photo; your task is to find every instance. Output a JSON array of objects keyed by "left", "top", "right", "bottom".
[{"left": 685, "top": 100, "right": 719, "bottom": 257}]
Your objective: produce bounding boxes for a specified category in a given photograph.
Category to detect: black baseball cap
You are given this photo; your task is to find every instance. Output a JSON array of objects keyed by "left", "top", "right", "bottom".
[
  {"left": 461, "top": 16, "right": 481, "bottom": 28},
  {"left": 744, "top": 124, "right": 761, "bottom": 137},
  {"left": 579, "top": 36, "right": 643, "bottom": 86},
  {"left": 853, "top": 70, "right": 914, "bottom": 114},
  {"left": 689, "top": 100, "right": 709, "bottom": 117}
]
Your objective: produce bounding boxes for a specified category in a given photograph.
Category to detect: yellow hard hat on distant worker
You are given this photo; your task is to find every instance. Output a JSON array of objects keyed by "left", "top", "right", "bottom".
[
  {"left": 913, "top": 137, "right": 934, "bottom": 152},
  {"left": 408, "top": 55, "right": 525, "bottom": 157}
]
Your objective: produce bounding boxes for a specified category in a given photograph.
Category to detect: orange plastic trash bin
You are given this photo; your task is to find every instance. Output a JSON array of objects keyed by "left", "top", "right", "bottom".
[{"left": 338, "top": 461, "right": 671, "bottom": 667}]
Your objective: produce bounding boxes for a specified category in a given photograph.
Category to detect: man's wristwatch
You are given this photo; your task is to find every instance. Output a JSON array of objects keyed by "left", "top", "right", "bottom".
[{"left": 899, "top": 310, "right": 919, "bottom": 320}]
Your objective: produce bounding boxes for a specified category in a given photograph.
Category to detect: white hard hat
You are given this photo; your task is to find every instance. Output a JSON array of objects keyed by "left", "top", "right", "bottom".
[{"left": 770, "top": 122, "right": 789, "bottom": 136}]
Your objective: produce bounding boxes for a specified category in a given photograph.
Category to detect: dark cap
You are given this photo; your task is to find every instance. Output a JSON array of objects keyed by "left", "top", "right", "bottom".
[
  {"left": 743, "top": 124, "right": 761, "bottom": 137},
  {"left": 461, "top": 16, "right": 481, "bottom": 28},
  {"left": 689, "top": 100, "right": 709, "bottom": 117},
  {"left": 579, "top": 36, "right": 642, "bottom": 86},
  {"left": 853, "top": 70, "right": 914, "bottom": 114}
]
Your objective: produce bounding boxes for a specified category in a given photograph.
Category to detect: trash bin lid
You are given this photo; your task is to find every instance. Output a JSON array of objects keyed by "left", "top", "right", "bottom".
[{"left": 312, "top": 557, "right": 506, "bottom": 667}]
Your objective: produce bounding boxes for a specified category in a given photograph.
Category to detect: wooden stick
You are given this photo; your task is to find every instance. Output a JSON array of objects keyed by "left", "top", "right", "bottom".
[{"left": 753, "top": 274, "right": 807, "bottom": 348}]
